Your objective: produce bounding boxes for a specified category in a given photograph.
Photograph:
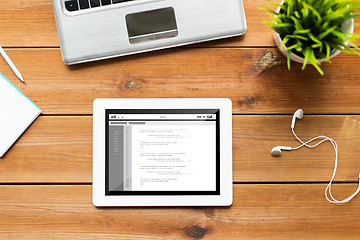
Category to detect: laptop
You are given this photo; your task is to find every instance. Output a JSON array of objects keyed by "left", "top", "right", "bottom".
[
  {"left": 52, "top": 0, "right": 247, "bottom": 65},
  {"left": 93, "top": 98, "right": 232, "bottom": 206}
]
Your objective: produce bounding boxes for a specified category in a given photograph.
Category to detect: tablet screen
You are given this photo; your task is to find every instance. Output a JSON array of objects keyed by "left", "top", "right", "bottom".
[{"left": 105, "top": 109, "right": 220, "bottom": 195}]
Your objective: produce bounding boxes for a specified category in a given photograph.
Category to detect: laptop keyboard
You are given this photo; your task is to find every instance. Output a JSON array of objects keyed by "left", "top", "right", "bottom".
[{"left": 65, "top": 0, "right": 135, "bottom": 11}]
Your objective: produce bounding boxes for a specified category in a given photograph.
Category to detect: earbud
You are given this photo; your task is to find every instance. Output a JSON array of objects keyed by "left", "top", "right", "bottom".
[
  {"left": 271, "top": 146, "right": 292, "bottom": 157},
  {"left": 271, "top": 108, "right": 360, "bottom": 204},
  {"left": 291, "top": 109, "right": 304, "bottom": 129}
]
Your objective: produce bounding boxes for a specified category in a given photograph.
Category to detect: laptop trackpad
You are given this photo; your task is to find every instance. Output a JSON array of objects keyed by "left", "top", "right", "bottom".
[{"left": 126, "top": 7, "right": 178, "bottom": 44}]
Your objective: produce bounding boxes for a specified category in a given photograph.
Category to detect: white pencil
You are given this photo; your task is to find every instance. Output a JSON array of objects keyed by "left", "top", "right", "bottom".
[{"left": 0, "top": 45, "right": 25, "bottom": 83}]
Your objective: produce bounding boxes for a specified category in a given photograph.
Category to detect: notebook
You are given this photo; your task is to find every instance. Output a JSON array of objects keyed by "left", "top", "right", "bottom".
[{"left": 0, "top": 73, "right": 41, "bottom": 157}]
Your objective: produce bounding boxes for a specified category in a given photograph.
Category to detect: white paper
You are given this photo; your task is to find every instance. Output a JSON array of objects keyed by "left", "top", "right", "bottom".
[{"left": 0, "top": 73, "right": 41, "bottom": 157}]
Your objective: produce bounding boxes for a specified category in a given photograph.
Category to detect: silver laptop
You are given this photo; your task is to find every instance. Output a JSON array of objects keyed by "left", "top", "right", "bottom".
[{"left": 52, "top": 0, "right": 247, "bottom": 65}]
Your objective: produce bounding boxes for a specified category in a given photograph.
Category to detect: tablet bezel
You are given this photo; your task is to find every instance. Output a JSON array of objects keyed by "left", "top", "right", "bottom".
[{"left": 93, "top": 98, "right": 232, "bottom": 206}]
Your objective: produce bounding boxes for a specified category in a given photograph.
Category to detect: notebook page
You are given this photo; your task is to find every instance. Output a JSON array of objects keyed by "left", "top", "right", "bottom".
[{"left": 0, "top": 73, "right": 41, "bottom": 157}]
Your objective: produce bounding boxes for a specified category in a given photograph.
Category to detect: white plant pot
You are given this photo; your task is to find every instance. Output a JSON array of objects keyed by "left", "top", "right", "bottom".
[{"left": 273, "top": 2, "right": 354, "bottom": 64}]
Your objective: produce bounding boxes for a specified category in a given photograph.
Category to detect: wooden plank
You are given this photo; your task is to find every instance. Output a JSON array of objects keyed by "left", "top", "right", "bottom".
[
  {"left": 234, "top": 115, "right": 360, "bottom": 182},
  {"left": 2, "top": 115, "right": 360, "bottom": 183},
  {"left": 0, "top": 0, "right": 358, "bottom": 47},
  {"left": 0, "top": 0, "right": 270, "bottom": 47},
  {"left": 0, "top": 0, "right": 59, "bottom": 47},
  {"left": 0, "top": 184, "right": 359, "bottom": 239},
  {"left": 2, "top": 48, "right": 360, "bottom": 114},
  {"left": 0, "top": 116, "right": 92, "bottom": 183}
]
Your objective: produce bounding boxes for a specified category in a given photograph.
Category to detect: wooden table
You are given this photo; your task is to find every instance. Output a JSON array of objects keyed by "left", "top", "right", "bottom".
[{"left": 1, "top": 1, "right": 360, "bottom": 239}]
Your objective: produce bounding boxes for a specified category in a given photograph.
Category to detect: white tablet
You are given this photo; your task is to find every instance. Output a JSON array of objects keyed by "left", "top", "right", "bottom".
[{"left": 93, "top": 98, "right": 232, "bottom": 206}]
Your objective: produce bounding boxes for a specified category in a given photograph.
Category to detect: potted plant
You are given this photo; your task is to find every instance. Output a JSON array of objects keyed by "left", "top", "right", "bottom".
[{"left": 261, "top": 0, "right": 360, "bottom": 75}]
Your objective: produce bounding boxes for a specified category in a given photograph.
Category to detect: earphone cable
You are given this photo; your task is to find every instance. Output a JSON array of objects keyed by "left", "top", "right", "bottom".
[{"left": 290, "top": 128, "right": 360, "bottom": 204}]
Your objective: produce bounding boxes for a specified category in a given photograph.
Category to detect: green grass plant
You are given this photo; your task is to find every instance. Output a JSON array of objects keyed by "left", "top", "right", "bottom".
[{"left": 261, "top": 0, "right": 360, "bottom": 75}]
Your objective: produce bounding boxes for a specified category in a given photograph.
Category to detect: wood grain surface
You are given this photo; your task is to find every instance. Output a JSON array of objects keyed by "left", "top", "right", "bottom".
[
  {"left": 0, "top": 0, "right": 358, "bottom": 48},
  {"left": 0, "top": 0, "right": 267, "bottom": 47},
  {"left": 0, "top": 185, "right": 359, "bottom": 239},
  {"left": 1, "top": 0, "right": 360, "bottom": 239},
  {"left": 2, "top": 115, "right": 360, "bottom": 183},
  {"left": 1, "top": 48, "right": 360, "bottom": 114}
]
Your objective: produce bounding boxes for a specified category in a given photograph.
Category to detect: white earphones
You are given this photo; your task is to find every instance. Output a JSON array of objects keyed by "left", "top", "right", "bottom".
[
  {"left": 271, "top": 109, "right": 360, "bottom": 204},
  {"left": 291, "top": 109, "right": 304, "bottom": 128},
  {"left": 271, "top": 146, "right": 291, "bottom": 157},
  {"left": 271, "top": 109, "right": 304, "bottom": 157}
]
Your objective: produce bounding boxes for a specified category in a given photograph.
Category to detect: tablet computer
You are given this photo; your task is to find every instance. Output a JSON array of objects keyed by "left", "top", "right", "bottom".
[{"left": 93, "top": 98, "right": 232, "bottom": 206}]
